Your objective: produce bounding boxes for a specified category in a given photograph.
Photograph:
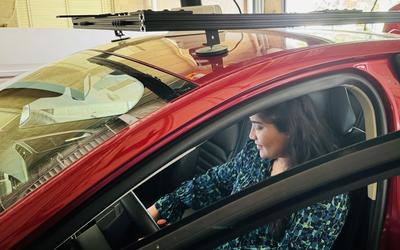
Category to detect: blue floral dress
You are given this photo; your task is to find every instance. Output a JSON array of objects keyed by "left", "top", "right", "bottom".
[{"left": 155, "top": 141, "right": 349, "bottom": 249}]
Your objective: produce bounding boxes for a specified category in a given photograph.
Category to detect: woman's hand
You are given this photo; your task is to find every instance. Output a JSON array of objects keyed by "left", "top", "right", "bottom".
[
  {"left": 148, "top": 204, "right": 168, "bottom": 227},
  {"left": 148, "top": 204, "right": 159, "bottom": 220}
]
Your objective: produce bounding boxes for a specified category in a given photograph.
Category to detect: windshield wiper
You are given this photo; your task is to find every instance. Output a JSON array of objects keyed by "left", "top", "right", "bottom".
[{"left": 89, "top": 56, "right": 179, "bottom": 101}]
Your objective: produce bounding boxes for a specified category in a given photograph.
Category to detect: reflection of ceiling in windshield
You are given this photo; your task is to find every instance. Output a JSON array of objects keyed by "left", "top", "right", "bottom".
[
  {"left": 17, "top": 73, "right": 145, "bottom": 128},
  {"left": 7, "top": 81, "right": 85, "bottom": 100}
]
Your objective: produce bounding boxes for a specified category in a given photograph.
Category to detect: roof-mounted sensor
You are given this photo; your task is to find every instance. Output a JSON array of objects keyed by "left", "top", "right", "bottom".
[{"left": 59, "top": 10, "right": 400, "bottom": 56}]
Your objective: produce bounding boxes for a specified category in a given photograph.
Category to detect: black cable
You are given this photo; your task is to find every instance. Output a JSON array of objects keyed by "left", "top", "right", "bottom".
[
  {"left": 364, "top": 0, "right": 379, "bottom": 31},
  {"left": 233, "top": 0, "right": 242, "bottom": 14},
  {"left": 370, "top": 0, "right": 378, "bottom": 11},
  {"left": 229, "top": 32, "right": 244, "bottom": 52}
]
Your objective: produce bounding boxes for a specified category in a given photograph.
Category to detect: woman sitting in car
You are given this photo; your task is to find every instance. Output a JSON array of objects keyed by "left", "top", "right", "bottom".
[{"left": 149, "top": 95, "right": 349, "bottom": 249}]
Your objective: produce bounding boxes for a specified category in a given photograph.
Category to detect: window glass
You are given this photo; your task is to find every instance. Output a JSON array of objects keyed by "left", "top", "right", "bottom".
[
  {"left": 286, "top": 0, "right": 400, "bottom": 32},
  {"left": 0, "top": 50, "right": 195, "bottom": 211}
]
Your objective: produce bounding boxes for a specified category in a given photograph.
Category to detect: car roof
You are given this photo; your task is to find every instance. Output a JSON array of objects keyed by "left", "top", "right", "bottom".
[{"left": 91, "top": 28, "right": 400, "bottom": 85}]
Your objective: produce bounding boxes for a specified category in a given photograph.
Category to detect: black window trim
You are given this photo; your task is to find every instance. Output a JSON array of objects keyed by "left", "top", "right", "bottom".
[{"left": 32, "top": 71, "right": 388, "bottom": 250}]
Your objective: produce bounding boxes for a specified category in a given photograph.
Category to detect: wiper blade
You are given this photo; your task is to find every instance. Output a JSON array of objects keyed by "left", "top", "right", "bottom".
[{"left": 89, "top": 56, "right": 179, "bottom": 101}]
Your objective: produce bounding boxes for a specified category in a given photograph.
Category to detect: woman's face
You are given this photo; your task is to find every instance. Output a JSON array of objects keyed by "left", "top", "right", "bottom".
[{"left": 249, "top": 113, "right": 289, "bottom": 159}]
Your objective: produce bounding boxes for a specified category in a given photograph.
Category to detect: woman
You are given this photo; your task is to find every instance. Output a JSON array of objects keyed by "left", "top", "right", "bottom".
[{"left": 148, "top": 95, "right": 349, "bottom": 249}]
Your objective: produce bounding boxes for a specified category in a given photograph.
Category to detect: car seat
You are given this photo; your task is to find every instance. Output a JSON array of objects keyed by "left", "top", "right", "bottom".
[
  {"left": 309, "top": 87, "right": 367, "bottom": 250},
  {"left": 309, "top": 87, "right": 365, "bottom": 147},
  {"left": 161, "top": 119, "right": 251, "bottom": 193}
]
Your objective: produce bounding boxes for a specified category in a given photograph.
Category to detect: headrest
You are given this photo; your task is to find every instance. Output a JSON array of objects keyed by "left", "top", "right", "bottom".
[{"left": 308, "top": 87, "right": 356, "bottom": 136}]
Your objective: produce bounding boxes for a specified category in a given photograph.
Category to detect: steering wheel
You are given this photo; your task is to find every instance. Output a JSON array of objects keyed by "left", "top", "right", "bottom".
[{"left": 120, "top": 192, "right": 160, "bottom": 235}]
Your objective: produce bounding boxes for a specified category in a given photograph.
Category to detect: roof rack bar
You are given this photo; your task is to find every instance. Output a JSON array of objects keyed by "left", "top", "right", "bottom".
[
  {"left": 59, "top": 10, "right": 400, "bottom": 55},
  {"left": 59, "top": 10, "right": 400, "bottom": 32}
]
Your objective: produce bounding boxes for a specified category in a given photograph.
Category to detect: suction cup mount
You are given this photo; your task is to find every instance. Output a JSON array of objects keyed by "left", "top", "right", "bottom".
[{"left": 195, "top": 29, "right": 228, "bottom": 56}]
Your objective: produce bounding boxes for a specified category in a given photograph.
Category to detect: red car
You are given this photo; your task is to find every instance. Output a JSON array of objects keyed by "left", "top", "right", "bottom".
[
  {"left": 1, "top": 11, "right": 400, "bottom": 250},
  {"left": 383, "top": 3, "right": 400, "bottom": 34}
]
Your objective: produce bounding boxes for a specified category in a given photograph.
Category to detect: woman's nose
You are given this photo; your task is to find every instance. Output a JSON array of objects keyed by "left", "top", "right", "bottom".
[{"left": 249, "top": 127, "right": 255, "bottom": 140}]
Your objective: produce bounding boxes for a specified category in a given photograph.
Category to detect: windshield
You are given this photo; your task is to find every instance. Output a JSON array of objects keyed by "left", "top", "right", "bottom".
[{"left": 0, "top": 50, "right": 195, "bottom": 211}]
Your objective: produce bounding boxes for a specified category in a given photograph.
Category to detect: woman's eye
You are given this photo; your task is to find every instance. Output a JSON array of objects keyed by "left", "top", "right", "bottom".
[
  {"left": 251, "top": 122, "right": 264, "bottom": 131},
  {"left": 255, "top": 125, "right": 263, "bottom": 130}
]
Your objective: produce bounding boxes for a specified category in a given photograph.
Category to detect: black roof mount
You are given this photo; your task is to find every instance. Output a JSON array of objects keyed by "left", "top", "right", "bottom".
[{"left": 59, "top": 10, "right": 400, "bottom": 55}]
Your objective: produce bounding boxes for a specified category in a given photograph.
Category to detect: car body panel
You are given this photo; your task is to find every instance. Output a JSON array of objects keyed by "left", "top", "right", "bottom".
[
  {"left": 1, "top": 28, "right": 400, "bottom": 249},
  {"left": 383, "top": 3, "right": 400, "bottom": 35}
]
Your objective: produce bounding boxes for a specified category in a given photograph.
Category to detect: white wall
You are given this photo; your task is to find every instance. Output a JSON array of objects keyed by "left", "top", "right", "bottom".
[{"left": 0, "top": 28, "right": 155, "bottom": 79}]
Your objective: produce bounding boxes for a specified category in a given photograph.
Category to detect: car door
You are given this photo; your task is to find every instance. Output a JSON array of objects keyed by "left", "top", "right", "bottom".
[{"left": 129, "top": 131, "right": 400, "bottom": 250}]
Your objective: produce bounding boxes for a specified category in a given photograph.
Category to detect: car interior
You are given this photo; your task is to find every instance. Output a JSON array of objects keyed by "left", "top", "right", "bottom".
[{"left": 58, "top": 85, "right": 376, "bottom": 250}]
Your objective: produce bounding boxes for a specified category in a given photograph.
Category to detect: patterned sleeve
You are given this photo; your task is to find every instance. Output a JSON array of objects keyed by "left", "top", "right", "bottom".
[
  {"left": 277, "top": 193, "right": 350, "bottom": 249},
  {"left": 154, "top": 141, "right": 255, "bottom": 223},
  {"left": 216, "top": 193, "right": 350, "bottom": 249}
]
